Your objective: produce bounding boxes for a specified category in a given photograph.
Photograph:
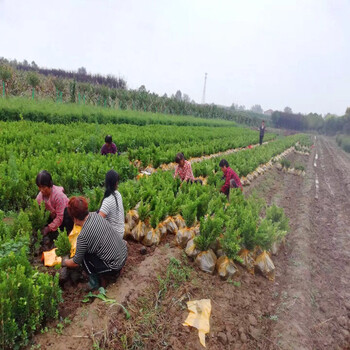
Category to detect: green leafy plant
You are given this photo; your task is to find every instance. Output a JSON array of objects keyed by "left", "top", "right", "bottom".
[
  {"left": 82, "top": 287, "right": 130, "bottom": 320},
  {"left": 280, "top": 158, "right": 291, "bottom": 168},
  {"left": 54, "top": 229, "right": 71, "bottom": 257},
  {"left": 194, "top": 216, "right": 223, "bottom": 251},
  {"left": 28, "top": 200, "right": 50, "bottom": 232},
  {"left": 138, "top": 200, "right": 151, "bottom": 222},
  {"left": 220, "top": 221, "right": 242, "bottom": 261},
  {"left": 181, "top": 201, "right": 197, "bottom": 228},
  {"left": 294, "top": 163, "right": 305, "bottom": 171}
]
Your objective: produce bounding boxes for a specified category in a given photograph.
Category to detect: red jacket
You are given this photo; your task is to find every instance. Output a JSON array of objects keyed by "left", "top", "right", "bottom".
[{"left": 221, "top": 167, "right": 242, "bottom": 195}]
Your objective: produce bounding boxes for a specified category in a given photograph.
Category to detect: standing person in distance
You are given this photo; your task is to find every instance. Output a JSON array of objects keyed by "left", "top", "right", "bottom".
[
  {"left": 219, "top": 159, "right": 243, "bottom": 199},
  {"left": 259, "top": 120, "right": 266, "bottom": 146},
  {"left": 101, "top": 135, "right": 117, "bottom": 155},
  {"left": 98, "top": 170, "right": 125, "bottom": 239},
  {"left": 36, "top": 170, "right": 74, "bottom": 242}
]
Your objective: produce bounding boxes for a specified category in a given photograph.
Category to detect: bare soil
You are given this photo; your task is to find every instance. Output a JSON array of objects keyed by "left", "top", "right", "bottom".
[{"left": 30, "top": 136, "right": 350, "bottom": 350}]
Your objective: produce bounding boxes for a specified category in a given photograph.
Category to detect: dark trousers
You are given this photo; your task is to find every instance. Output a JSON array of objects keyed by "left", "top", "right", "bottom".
[
  {"left": 259, "top": 134, "right": 264, "bottom": 145},
  {"left": 47, "top": 208, "right": 74, "bottom": 241},
  {"left": 82, "top": 253, "right": 126, "bottom": 276}
]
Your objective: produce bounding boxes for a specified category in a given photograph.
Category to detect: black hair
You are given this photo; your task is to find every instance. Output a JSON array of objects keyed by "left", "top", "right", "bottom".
[
  {"left": 175, "top": 152, "right": 185, "bottom": 164},
  {"left": 101, "top": 169, "right": 120, "bottom": 209},
  {"left": 36, "top": 170, "right": 53, "bottom": 187},
  {"left": 262, "top": 120, "right": 265, "bottom": 123},
  {"left": 219, "top": 159, "right": 229, "bottom": 168},
  {"left": 105, "top": 135, "right": 113, "bottom": 144}
]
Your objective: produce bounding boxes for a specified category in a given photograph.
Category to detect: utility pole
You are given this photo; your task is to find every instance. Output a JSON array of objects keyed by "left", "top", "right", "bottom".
[{"left": 202, "top": 72, "right": 207, "bottom": 104}]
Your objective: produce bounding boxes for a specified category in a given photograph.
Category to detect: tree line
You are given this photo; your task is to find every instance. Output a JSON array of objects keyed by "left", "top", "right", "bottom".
[{"left": 0, "top": 59, "right": 264, "bottom": 126}]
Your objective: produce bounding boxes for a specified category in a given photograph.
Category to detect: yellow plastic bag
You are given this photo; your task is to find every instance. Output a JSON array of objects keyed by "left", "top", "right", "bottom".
[
  {"left": 68, "top": 224, "right": 82, "bottom": 258},
  {"left": 216, "top": 255, "right": 238, "bottom": 279},
  {"left": 175, "top": 228, "right": 195, "bottom": 248},
  {"left": 185, "top": 239, "right": 200, "bottom": 259},
  {"left": 125, "top": 210, "right": 139, "bottom": 230},
  {"left": 131, "top": 221, "right": 148, "bottom": 241},
  {"left": 163, "top": 217, "right": 178, "bottom": 235},
  {"left": 42, "top": 248, "right": 62, "bottom": 267},
  {"left": 173, "top": 215, "right": 186, "bottom": 230},
  {"left": 195, "top": 249, "right": 217, "bottom": 274},
  {"left": 142, "top": 228, "right": 161, "bottom": 246},
  {"left": 255, "top": 251, "right": 275, "bottom": 281},
  {"left": 238, "top": 248, "right": 255, "bottom": 274},
  {"left": 183, "top": 299, "right": 212, "bottom": 347},
  {"left": 157, "top": 222, "right": 167, "bottom": 240}
]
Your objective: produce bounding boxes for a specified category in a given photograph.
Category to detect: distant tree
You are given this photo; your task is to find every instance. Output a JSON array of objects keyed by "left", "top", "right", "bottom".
[
  {"left": 0, "top": 65, "right": 12, "bottom": 82},
  {"left": 53, "top": 78, "right": 65, "bottom": 92},
  {"left": 26, "top": 71, "right": 40, "bottom": 99},
  {"left": 138, "top": 85, "right": 147, "bottom": 93},
  {"left": 162, "top": 93, "right": 168, "bottom": 99},
  {"left": 77, "top": 67, "right": 87, "bottom": 75},
  {"left": 284, "top": 106, "right": 293, "bottom": 113},
  {"left": 69, "top": 79, "right": 76, "bottom": 103},
  {"left": 31, "top": 61, "right": 38, "bottom": 69},
  {"left": 325, "top": 113, "right": 338, "bottom": 119},
  {"left": 345, "top": 107, "right": 350, "bottom": 115},
  {"left": 229, "top": 103, "right": 238, "bottom": 111},
  {"left": 238, "top": 105, "right": 246, "bottom": 111},
  {"left": 0, "top": 65, "right": 13, "bottom": 96},
  {"left": 175, "top": 90, "right": 182, "bottom": 101},
  {"left": 251, "top": 104, "right": 263, "bottom": 114},
  {"left": 183, "top": 93, "right": 191, "bottom": 103},
  {"left": 23, "top": 59, "right": 29, "bottom": 67}
]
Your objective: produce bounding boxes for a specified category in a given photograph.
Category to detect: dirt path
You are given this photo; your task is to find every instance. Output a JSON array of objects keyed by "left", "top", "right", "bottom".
[{"left": 259, "top": 136, "right": 350, "bottom": 350}]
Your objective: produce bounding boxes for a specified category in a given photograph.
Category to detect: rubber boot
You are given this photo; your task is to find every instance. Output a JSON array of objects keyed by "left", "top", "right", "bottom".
[{"left": 87, "top": 274, "right": 100, "bottom": 291}]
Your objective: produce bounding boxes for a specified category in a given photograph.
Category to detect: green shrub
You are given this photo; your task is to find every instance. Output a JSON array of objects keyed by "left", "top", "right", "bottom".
[
  {"left": 28, "top": 200, "right": 50, "bottom": 232},
  {"left": 54, "top": 229, "right": 71, "bottom": 257},
  {"left": 0, "top": 249, "right": 62, "bottom": 349},
  {"left": 280, "top": 158, "right": 291, "bottom": 168},
  {"left": 220, "top": 221, "right": 242, "bottom": 261},
  {"left": 194, "top": 216, "right": 223, "bottom": 251}
]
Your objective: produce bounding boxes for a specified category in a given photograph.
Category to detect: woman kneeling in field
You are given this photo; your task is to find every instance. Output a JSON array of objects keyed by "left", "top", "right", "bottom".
[
  {"left": 174, "top": 153, "right": 202, "bottom": 184},
  {"left": 63, "top": 196, "right": 127, "bottom": 290},
  {"left": 36, "top": 170, "right": 73, "bottom": 243}
]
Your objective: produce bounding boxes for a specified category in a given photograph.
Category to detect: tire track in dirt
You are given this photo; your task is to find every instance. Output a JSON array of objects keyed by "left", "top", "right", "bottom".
[{"left": 262, "top": 136, "right": 350, "bottom": 350}]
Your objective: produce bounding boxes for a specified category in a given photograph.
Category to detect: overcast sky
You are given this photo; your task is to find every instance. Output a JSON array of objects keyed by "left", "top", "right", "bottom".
[{"left": 0, "top": 0, "right": 349, "bottom": 115}]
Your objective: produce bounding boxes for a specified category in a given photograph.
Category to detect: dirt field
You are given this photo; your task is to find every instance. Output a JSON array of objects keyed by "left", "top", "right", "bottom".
[{"left": 30, "top": 136, "right": 350, "bottom": 350}]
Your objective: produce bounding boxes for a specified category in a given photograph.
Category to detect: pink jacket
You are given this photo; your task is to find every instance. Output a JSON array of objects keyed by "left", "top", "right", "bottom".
[{"left": 36, "top": 185, "right": 69, "bottom": 232}]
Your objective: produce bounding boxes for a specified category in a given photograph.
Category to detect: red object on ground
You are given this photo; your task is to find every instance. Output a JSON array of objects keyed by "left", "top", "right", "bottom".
[{"left": 248, "top": 145, "right": 252, "bottom": 149}]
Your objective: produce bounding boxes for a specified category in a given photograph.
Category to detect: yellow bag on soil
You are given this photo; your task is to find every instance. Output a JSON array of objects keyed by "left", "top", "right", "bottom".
[
  {"left": 195, "top": 249, "right": 217, "bottom": 274},
  {"left": 216, "top": 255, "right": 238, "bottom": 279},
  {"left": 142, "top": 228, "right": 161, "bottom": 246},
  {"left": 185, "top": 239, "right": 200, "bottom": 259},
  {"left": 238, "top": 248, "right": 255, "bottom": 274},
  {"left": 68, "top": 224, "right": 82, "bottom": 258},
  {"left": 183, "top": 299, "right": 211, "bottom": 348},
  {"left": 125, "top": 210, "right": 139, "bottom": 230},
  {"left": 157, "top": 222, "right": 167, "bottom": 240},
  {"left": 130, "top": 221, "right": 148, "bottom": 242},
  {"left": 163, "top": 217, "right": 178, "bottom": 235},
  {"left": 174, "top": 215, "right": 186, "bottom": 230},
  {"left": 255, "top": 251, "right": 275, "bottom": 281},
  {"left": 42, "top": 248, "right": 62, "bottom": 267},
  {"left": 176, "top": 228, "right": 195, "bottom": 248}
]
